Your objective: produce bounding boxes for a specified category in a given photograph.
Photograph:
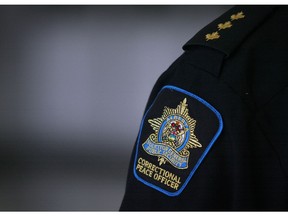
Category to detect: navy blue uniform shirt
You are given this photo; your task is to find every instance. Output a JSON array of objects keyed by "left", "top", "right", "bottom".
[{"left": 120, "top": 6, "right": 288, "bottom": 210}]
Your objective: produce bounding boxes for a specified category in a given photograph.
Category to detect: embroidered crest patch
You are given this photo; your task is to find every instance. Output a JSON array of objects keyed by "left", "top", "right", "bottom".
[{"left": 133, "top": 85, "right": 223, "bottom": 196}]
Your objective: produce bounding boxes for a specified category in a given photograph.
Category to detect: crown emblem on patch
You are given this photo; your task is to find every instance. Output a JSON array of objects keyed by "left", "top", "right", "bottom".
[{"left": 141, "top": 98, "right": 202, "bottom": 169}]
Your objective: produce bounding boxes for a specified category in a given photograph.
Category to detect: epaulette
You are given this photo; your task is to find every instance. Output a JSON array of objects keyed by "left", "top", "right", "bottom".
[{"left": 183, "top": 6, "right": 277, "bottom": 57}]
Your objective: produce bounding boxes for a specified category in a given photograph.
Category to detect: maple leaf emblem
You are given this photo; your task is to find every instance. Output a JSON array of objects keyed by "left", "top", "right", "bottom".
[
  {"left": 205, "top": 31, "right": 220, "bottom": 41},
  {"left": 231, "top": 11, "right": 245, "bottom": 21},
  {"left": 218, "top": 21, "right": 232, "bottom": 30}
]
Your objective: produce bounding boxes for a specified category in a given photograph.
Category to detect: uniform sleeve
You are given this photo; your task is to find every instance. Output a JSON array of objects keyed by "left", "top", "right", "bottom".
[
  {"left": 120, "top": 48, "right": 227, "bottom": 210},
  {"left": 120, "top": 6, "right": 288, "bottom": 211}
]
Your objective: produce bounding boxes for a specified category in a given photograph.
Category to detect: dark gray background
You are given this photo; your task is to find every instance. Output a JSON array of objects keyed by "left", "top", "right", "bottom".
[{"left": 0, "top": 5, "right": 231, "bottom": 210}]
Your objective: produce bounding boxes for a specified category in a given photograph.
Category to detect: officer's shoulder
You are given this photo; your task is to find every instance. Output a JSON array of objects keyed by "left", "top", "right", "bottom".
[{"left": 183, "top": 6, "right": 278, "bottom": 58}]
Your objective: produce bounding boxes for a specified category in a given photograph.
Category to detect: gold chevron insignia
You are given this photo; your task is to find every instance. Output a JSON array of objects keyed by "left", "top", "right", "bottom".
[
  {"left": 205, "top": 31, "right": 220, "bottom": 41},
  {"left": 231, "top": 11, "right": 245, "bottom": 21},
  {"left": 218, "top": 21, "right": 232, "bottom": 30}
]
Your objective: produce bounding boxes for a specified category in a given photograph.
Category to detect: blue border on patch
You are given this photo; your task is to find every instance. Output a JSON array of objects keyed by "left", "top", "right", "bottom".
[{"left": 133, "top": 85, "right": 223, "bottom": 197}]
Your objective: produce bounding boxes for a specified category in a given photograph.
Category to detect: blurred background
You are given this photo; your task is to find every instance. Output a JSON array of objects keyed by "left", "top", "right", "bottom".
[{"left": 0, "top": 5, "right": 231, "bottom": 210}]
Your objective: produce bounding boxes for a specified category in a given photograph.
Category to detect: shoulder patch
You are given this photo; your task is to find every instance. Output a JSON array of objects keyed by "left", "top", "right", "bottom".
[{"left": 133, "top": 85, "right": 223, "bottom": 196}]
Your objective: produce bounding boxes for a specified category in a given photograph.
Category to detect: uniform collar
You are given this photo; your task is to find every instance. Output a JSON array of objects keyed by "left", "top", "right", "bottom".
[{"left": 183, "top": 6, "right": 277, "bottom": 57}]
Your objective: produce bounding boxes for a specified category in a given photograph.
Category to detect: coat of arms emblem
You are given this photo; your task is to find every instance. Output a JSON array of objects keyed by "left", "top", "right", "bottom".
[{"left": 142, "top": 98, "right": 202, "bottom": 169}]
